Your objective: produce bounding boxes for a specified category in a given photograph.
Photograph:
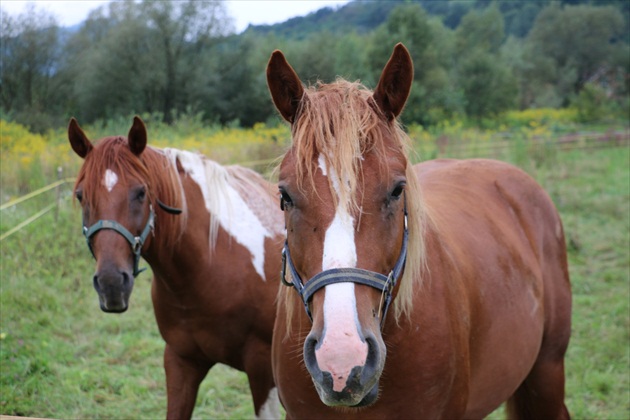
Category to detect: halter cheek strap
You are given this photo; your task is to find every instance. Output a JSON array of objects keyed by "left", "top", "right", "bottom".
[
  {"left": 83, "top": 205, "right": 155, "bottom": 277},
  {"left": 281, "top": 196, "right": 409, "bottom": 329},
  {"left": 157, "top": 199, "right": 182, "bottom": 215}
]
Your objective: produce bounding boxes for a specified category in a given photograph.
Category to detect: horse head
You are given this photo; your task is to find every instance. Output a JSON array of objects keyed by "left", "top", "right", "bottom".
[
  {"left": 268, "top": 44, "right": 419, "bottom": 407},
  {"left": 69, "top": 117, "right": 154, "bottom": 313}
]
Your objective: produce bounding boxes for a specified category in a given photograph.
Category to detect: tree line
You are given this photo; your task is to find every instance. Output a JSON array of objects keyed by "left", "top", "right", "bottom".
[{"left": 1, "top": 0, "right": 628, "bottom": 132}]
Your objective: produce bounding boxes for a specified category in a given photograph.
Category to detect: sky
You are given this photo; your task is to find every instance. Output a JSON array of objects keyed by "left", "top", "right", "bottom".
[{"left": 0, "top": 0, "right": 350, "bottom": 33}]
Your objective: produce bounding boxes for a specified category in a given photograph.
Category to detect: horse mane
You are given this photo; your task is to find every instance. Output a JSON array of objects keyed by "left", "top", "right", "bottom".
[
  {"left": 226, "top": 165, "right": 283, "bottom": 234},
  {"left": 75, "top": 138, "right": 282, "bottom": 270},
  {"left": 282, "top": 79, "right": 427, "bottom": 326},
  {"left": 74, "top": 136, "right": 187, "bottom": 248},
  {"left": 162, "top": 148, "right": 282, "bottom": 254}
]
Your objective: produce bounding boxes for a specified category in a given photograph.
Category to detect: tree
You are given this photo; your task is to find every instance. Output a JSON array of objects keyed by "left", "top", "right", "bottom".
[
  {"left": 195, "top": 34, "right": 277, "bottom": 126},
  {"left": 523, "top": 2, "right": 627, "bottom": 106},
  {"left": 64, "top": 0, "right": 231, "bottom": 124},
  {"left": 455, "top": 4, "right": 504, "bottom": 56},
  {"left": 290, "top": 32, "right": 338, "bottom": 84},
  {"left": 454, "top": 5, "right": 517, "bottom": 120},
  {"left": 142, "top": 0, "right": 231, "bottom": 122},
  {"left": 366, "top": 4, "right": 461, "bottom": 125},
  {"left": 0, "top": 4, "right": 60, "bottom": 130},
  {"left": 459, "top": 50, "right": 517, "bottom": 120},
  {"left": 334, "top": 32, "right": 368, "bottom": 82},
  {"left": 500, "top": 1, "right": 545, "bottom": 38}
]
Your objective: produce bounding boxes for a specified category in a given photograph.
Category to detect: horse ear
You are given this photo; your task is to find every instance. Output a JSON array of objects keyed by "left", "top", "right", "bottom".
[
  {"left": 128, "top": 116, "right": 147, "bottom": 156},
  {"left": 372, "top": 43, "right": 414, "bottom": 121},
  {"left": 68, "top": 117, "right": 93, "bottom": 159},
  {"left": 267, "top": 50, "right": 304, "bottom": 123}
]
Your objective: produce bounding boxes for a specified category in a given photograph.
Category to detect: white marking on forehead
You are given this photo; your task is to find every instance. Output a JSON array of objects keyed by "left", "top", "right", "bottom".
[
  {"left": 163, "top": 148, "right": 272, "bottom": 280},
  {"left": 319, "top": 153, "right": 356, "bottom": 270},
  {"left": 318, "top": 153, "right": 345, "bottom": 199},
  {"left": 102, "top": 169, "right": 118, "bottom": 192},
  {"left": 318, "top": 154, "right": 328, "bottom": 176}
]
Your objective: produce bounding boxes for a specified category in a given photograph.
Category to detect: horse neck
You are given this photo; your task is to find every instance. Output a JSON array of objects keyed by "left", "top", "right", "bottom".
[
  {"left": 142, "top": 205, "right": 210, "bottom": 296},
  {"left": 140, "top": 148, "right": 200, "bottom": 289},
  {"left": 143, "top": 155, "right": 283, "bottom": 293}
]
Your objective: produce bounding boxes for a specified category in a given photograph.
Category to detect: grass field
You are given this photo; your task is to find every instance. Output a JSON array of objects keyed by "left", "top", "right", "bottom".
[{"left": 1, "top": 123, "right": 628, "bottom": 418}]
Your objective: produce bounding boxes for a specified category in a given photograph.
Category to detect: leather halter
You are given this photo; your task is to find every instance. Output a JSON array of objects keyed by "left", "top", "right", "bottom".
[
  {"left": 281, "top": 195, "right": 409, "bottom": 329},
  {"left": 82, "top": 200, "right": 181, "bottom": 277}
]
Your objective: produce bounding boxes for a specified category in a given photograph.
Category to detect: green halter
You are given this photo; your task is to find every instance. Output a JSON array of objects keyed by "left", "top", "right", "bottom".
[{"left": 83, "top": 205, "right": 155, "bottom": 277}]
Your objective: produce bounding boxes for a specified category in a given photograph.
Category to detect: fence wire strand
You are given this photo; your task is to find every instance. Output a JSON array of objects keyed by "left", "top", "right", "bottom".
[
  {"left": 1, "top": 133, "right": 626, "bottom": 241},
  {"left": 0, "top": 203, "right": 57, "bottom": 241}
]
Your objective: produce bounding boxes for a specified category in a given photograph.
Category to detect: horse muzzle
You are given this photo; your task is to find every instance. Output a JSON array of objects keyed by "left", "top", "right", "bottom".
[
  {"left": 304, "top": 331, "right": 385, "bottom": 407},
  {"left": 93, "top": 265, "right": 134, "bottom": 313}
]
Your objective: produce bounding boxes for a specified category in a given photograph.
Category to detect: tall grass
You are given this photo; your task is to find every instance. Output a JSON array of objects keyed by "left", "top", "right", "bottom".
[{"left": 1, "top": 117, "right": 628, "bottom": 418}]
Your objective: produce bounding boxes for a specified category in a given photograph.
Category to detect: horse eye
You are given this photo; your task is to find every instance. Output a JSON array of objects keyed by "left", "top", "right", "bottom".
[
  {"left": 75, "top": 191, "right": 83, "bottom": 203},
  {"left": 135, "top": 187, "right": 146, "bottom": 202},
  {"left": 390, "top": 183, "right": 405, "bottom": 199},
  {"left": 279, "top": 189, "right": 293, "bottom": 211}
]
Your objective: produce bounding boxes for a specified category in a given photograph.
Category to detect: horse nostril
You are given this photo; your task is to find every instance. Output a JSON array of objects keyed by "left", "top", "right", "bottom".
[
  {"left": 121, "top": 271, "right": 131, "bottom": 288},
  {"left": 304, "top": 334, "right": 318, "bottom": 357},
  {"left": 363, "top": 335, "right": 384, "bottom": 377},
  {"left": 304, "top": 333, "right": 322, "bottom": 377},
  {"left": 93, "top": 275, "right": 101, "bottom": 292}
]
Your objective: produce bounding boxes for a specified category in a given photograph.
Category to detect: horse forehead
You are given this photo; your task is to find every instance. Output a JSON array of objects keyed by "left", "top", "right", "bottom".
[{"left": 102, "top": 169, "right": 119, "bottom": 192}]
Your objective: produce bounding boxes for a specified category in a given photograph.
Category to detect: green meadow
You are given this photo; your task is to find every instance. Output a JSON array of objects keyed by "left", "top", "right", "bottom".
[{"left": 1, "top": 119, "right": 628, "bottom": 418}]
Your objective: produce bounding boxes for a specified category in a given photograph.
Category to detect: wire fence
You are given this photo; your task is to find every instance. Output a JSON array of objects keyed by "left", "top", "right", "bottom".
[
  {"left": 0, "top": 167, "right": 75, "bottom": 242},
  {"left": 1, "top": 132, "right": 627, "bottom": 242},
  {"left": 0, "top": 156, "right": 281, "bottom": 242}
]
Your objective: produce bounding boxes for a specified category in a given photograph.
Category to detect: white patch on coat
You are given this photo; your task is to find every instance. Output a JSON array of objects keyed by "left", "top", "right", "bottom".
[
  {"left": 256, "top": 387, "right": 281, "bottom": 420},
  {"left": 103, "top": 169, "right": 118, "bottom": 192},
  {"left": 162, "top": 148, "right": 272, "bottom": 280}
]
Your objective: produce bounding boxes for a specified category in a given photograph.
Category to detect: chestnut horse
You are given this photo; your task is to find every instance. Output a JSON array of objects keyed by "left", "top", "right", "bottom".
[
  {"left": 68, "top": 117, "right": 284, "bottom": 419},
  {"left": 266, "top": 43, "right": 572, "bottom": 419}
]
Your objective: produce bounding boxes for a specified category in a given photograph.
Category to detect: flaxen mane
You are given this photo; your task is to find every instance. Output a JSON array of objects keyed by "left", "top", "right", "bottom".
[
  {"left": 284, "top": 79, "right": 427, "bottom": 323},
  {"left": 162, "top": 149, "right": 282, "bottom": 254}
]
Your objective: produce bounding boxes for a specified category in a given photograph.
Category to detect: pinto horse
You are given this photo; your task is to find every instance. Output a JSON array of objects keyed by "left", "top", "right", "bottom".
[
  {"left": 68, "top": 117, "right": 284, "bottom": 419},
  {"left": 266, "top": 43, "right": 572, "bottom": 419}
]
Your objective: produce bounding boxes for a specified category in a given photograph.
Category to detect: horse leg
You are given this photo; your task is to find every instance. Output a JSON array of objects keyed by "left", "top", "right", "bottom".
[
  {"left": 243, "top": 342, "right": 280, "bottom": 419},
  {"left": 507, "top": 293, "right": 571, "bottom": 420},
  {"left": 508, "top": 231, "right": 572, "bottom": 420},
  {"left": 506, "top": 290, "right": 572, "bottom": 420},
  {"left": 506, "top": 355, "right": 570, "bottom": 420},
  {"left": 164, "top": 344, "right": 212, "bottom": 420}
]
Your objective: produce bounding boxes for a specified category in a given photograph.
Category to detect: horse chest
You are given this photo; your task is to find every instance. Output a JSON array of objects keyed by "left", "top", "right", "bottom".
[
  {"left": 152, "top": 290, "right": 247, "bottom": 360},
  {"left": 158, "top": 312, "right": 246, "bottom": 362}
]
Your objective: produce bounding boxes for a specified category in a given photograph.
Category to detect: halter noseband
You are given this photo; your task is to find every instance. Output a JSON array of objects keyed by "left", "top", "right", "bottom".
[
  {"left": 83, "top": 205, "right": 155, "bottom": 277},
  {"left": 81, "top": 196, "right": 183, "bottom": 277},
  {"left": 281, "top": 196, "right": 409, "bottom": 329}
]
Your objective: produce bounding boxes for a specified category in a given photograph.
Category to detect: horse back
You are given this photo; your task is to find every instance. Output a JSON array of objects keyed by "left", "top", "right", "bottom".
[{"left": 413, "top": 159, "right": 571, "bottom": 417}]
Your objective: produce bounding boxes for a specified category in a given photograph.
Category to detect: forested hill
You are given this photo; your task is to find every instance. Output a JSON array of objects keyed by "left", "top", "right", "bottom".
[
  {"left": 243, "top": 1, "right": 394, "bottom": 39},
  {"left": 244, "top": 0, "right": 629, "bottom": 40},
  {"left": 1, "top": 0, "right": 628, "bottom": 131}
]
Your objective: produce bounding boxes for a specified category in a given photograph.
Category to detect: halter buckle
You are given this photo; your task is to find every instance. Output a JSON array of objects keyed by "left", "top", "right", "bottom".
[{"left": 133, "top": 237, "right": 142, "bottom": 253}]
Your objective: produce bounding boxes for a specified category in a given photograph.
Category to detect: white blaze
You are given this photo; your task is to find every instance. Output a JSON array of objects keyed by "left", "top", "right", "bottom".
[
  {"left": 319, "top": 154, "right": 356, "bottom": 269},
  {"left": 316, "top": 154, "right": 368, "bottom": 392},
  {"left": 103, "top": 169, "right": 118, "bottom": 192}
]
